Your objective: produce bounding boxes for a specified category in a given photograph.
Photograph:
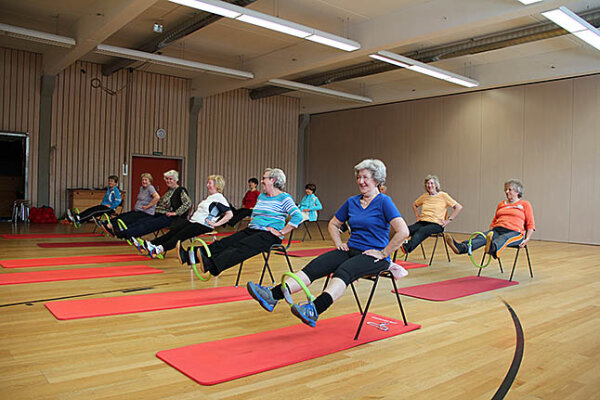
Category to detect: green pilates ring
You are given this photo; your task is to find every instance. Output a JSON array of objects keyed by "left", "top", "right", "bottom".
[
  {"left": 190, "top": 238, "right": 212, "bottom": 281},
  {"left": 73, "top": 208, "right": 81, "bottom": 228},
  {"left": 116, "top": 218, "right": 132, "bottom": 245},
  {"left": 281, "top": 271, "right": 315, "bottom": 305},
  {"left": 468, "top": 232, "right": 492, "bottom": 268}
]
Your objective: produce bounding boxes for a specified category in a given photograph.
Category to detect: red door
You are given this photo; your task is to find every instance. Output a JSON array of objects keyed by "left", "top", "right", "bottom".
[{"left": 130, "top": 156, "right": 182, "bottom": 210}]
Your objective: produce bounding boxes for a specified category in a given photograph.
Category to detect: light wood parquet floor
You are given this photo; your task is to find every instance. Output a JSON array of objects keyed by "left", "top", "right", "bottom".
[{"left": 0, "top": 222, "right": 598, "bottom": 400}]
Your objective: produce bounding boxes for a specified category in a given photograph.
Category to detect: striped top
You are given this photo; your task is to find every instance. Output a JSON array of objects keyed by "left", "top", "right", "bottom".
[{"left": 249, "top": 192, "right": 303, "bottom": 233}]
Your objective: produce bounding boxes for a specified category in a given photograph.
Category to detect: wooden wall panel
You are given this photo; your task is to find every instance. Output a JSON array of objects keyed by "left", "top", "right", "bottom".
[
  {"left": 569, "top": 75, "right": 600, "bottom": 244},
  {"left": 0, "top": 47, "right": 41, "bottom": 203},
  {"left": 307, "top": 74, "right": 600, "bottom": 245},
  {"left": 195, "top": 89, "right": 300, "bottom": 208}
]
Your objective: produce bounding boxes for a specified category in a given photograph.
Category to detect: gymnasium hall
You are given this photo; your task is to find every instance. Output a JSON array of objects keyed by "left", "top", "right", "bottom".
[{"left": 0, "top": 0, "right": 599, "bottom": 399}]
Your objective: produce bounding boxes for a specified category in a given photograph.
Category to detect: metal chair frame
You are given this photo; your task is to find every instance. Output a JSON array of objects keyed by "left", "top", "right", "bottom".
[
  {"left": 392, "top": 232, "right": 451, "bottom": 265},
  {"left": 477, "top": 244, "right": 532, "bottom": 282}
]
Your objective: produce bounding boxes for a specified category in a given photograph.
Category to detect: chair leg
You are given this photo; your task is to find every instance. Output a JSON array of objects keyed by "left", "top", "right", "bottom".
[
  {"left": 354, "top": 275, "right": 380, "bottom": 340},
  {"left": 420, "top": 243, "right": 426, "bottom": 260},
  {"left": 525, "top": 246, "right": 533, "bottom": 278},
  {"left": 477, "top": 253, "right": 485, "bottom": 277},
  {"left": 350, "top": 281, "right": 363, "bottom": 315},
  {"left": 392, "top": 250, "right": 398, "bottom": 262},
  {"left": 509, "top": 247, "right": 521, "bottom": 282},
  {"left": 235, "top": 262, "right": 244, "bottom": 287},
  {"left": 428, "top": 235, "right": 439, "bottom": 265},
  {"left": 442, "top": 234, "right": 451, "bottom": 262},
  {"left": 301, "top": 223, "right": 312, "bottom": 241},
  {"left": 259, "top": 251, "right": 276, "bottom": 285},
  {"left": 389, "top": 275, "right": 408, "bottom": 326},
  {"left": 322, "top": 274, "right": 330, "bottom": 291},
  {"left": 315, "top": 221, "right": 325, "bottom": 240}
]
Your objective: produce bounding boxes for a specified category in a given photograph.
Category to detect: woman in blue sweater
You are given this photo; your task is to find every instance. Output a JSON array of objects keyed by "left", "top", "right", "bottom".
[
  {"left": 178, "top": 168, "right": 303, "bottom": 277},
  {"left": 66, "top": 175, "right": 122, "bottom": 224},
  {"left": 298, "top": 183, "right": 322, "bottom": 222},
  {"left": 247, "top": 159, "right": 409, "bottom": 327}
]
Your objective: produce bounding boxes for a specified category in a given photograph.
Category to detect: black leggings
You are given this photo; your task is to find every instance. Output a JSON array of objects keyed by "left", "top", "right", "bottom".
[
  {"left": 78, "top": 205, "right": 112, "bottom": 222},
  {"left": 110, "top": 210, "right": 149, "bottom": 227},
  {"left": 404, "top": 221, "right": 443, "bottom": 253},
  {"left": 301, "top": 248, "right": 390, "bottom": 286},
  {"left": 151, "top": 219, "right": 213, "bottom": 251}
]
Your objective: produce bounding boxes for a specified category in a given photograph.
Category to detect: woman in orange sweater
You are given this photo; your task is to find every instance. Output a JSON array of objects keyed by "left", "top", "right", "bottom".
[{"left": 445, "top": 179, "right": 535, "bottom": 258}]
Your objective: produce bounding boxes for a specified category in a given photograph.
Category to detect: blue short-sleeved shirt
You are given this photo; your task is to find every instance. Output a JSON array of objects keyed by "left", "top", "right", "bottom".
[{"left": 335, "top": 193, "right": 402, "bottom": 254}]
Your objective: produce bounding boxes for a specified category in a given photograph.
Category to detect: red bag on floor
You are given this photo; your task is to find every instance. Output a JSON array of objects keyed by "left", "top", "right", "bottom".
[{"left": 29, "top": 206, "right": 58, "bottom": 224}]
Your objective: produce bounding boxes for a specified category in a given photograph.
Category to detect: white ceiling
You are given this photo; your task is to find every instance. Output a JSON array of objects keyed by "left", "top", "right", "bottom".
[{"left": 0, "top": 0, "right": 599, "bottom": 114}]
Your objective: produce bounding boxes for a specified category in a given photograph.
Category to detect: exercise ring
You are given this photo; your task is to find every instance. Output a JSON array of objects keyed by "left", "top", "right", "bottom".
[
  {"left": 281, "top": 272, "right": 315, "bottom": 305},
  {"left": 116, "top": 218, "right": 132, "bottom": 245},
  {"left": 190, "top": 238, "right": 212, "bottom": 281},
  {"left": 468, "top": 232, "right": 492, "bottom": 268}
]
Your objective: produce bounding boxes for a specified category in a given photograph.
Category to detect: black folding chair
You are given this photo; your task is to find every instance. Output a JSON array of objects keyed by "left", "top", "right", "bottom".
[
  {"left": 393, "top": 232, "right": 451, "bottom": 265},
  {"left": 301, "top": 220, "right": 326, "bottom": 241},
  {"left": 478, "top": 243, "right": 532, "bottom": 282}
]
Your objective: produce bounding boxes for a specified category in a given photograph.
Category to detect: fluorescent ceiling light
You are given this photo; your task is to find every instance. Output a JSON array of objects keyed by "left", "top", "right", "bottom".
[
  {"left": 95, "top": 44, "right": 253, "bottom": 79},
  {"left": 0, "top": 23, "right": 76, "bottom": 48},
  {"left": 268, "top": 78, "right": 372, "bottom": 103},
  {"left": 168, "top": 0, "right": 360, "bottom": 51},
  {"left": 370, "top": 50, "right": 479, "bottom": 88},
  {"left": 169, "top": 0, "right": 241, "bottom": 18},
  {"left": 542, "top": 6, "right": 600, "bottom": 51},
  {"left": 517, "top": 0, "right": 544, "bottom": 4}
]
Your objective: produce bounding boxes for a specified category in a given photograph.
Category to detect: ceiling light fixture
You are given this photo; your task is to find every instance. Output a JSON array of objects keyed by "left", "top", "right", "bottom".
[
  {"left": 0, "top": 23, "right": 76, "bottom": 48},
  {"left": 542, "top": 6, "right": 600, "bottom": 51},
  {"left": 517, "top": 0, "right": 544, "bottom": 5},
  {"left": 168, "top": 0, "right": 360, "bottom": 51},
  {"left": 95, "top": 44, "right": 254, "bottom": 79},
  {"left": 268, "top": 78, "right": 373, "bottom": 103},
  {"left": 369, "top": 50, "right": 479, "bottom": 88}
]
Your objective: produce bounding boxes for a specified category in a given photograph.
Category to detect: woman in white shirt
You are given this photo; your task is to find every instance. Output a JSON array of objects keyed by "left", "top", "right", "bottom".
[{"left": 142, "top": 175, "right": 233, "bottom": 258}]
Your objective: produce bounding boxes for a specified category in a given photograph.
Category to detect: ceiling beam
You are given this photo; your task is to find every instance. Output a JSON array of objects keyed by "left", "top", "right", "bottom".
[{"left": 43, "top": 0, "right": 160, "bottom": 75}]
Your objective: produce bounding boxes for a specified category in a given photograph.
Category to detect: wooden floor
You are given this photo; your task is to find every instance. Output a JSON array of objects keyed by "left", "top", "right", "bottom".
[{"left": 0, "top": 222, "right": 598, "bottom": 400}]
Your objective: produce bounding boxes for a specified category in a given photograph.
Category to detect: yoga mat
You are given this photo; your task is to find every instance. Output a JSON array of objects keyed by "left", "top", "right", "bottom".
[
  {"left": 283, "top": 247, "right": 336, "bottom": 257},
  {"left": 157, "top": 312, "right": 420, "bottom": 385},
  {"left": 395, "top": 260, "right": 428, "bottom": 270},
  {"left": 1, "top": 233, "right": 104, "bottom": 239},
  {"left": 394, "top": 276, "right": 518, "bottom": 301},
  {"left": 37, "top": 241, "right": 129, "bottom": 248},
  {"left": 1, "top": 254, "right": 148, "bottom": 269},
  {"left": 0, "top": 265, "right": 161, "bottom": 285},
  {"left": 45, "top": 286, "right": 252, "bottom": 320}
]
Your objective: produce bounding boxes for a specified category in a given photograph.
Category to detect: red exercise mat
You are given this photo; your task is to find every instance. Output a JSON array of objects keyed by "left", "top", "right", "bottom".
[
  {"left": 0, "top": 265, "right": 161, "bottom": 285},
  {"left": 37, "top": 241, "right": 129, "bottom": 248},
  {"left": 394, "top": 276, "right": 518, "bottom": 301},
  {"left": 45, "top": 286, "right": 252, "bottom": 320},
  {"left": 0, "top": 254, "right": 148, "bottom": 268},
  {"left": 157, "top": 312, "right": 420, "bottom": 385},
  {"left": 1, "top": 233, "right": 104, "bottom": 239},
  {"left": 395, "top": 260, "right": 428, "bottom": 269}
]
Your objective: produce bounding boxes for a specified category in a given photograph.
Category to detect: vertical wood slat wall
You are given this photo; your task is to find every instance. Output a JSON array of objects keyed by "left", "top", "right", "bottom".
[
  {"left": 306, "top": 74, "right": 600, "bottom": 245},
  {"left": 196, "top": 89, "right": 300, "bottom": 207},
  {"left": 50, "top": 61, "right": 190, "bottom": 217},
  {"left": 0, "top": 48, "right": 41, "bottom": 203}
]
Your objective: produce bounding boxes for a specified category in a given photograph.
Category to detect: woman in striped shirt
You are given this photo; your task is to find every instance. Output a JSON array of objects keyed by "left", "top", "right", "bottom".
[{"left": 178, "top": 168, "right": 303, "bottom": 277}]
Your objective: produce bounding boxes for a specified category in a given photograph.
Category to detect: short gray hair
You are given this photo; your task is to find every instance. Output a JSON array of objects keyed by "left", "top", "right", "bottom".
[
  {"left": 164, "top": 169, "right": 179, "bottom": 182},
  {"left": 265, "top": 168, "right": 286, "bottom": 190},
  {"left": 424, "top": 175, "right": 440, "bottom": 191},
  {"left": 354, "top": 159, "right": 386, "bottom": 185},
  {"left": 504, "top": 179, "right": 524, "bottom": 198}
]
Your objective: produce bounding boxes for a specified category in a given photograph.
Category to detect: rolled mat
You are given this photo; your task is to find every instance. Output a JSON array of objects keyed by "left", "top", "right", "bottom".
[
  {"left": 157, "top": 312, "right": 420, "bottom": 385},
  {"left": 37, "top": 241, "right": 129, "bottom": 248},
  {"left": 0, "top": 265, "right": 162, "bottom": 285},
  {"left": 0, "top": 254, "right": 148, "bottom": 268},
  {"left": 1, "top": 233, "right": 104, "bottom": 239},
  {"left": 45, "top": 286, "right": 251, "bottom": 320},
  {"left": 394, "top": 276, "right": 518, "bottom": 301}
]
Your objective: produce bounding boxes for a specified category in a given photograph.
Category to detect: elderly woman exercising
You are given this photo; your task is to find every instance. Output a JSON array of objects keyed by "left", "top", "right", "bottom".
[
  {"left": 445, "top": 179, "right": 535, "bottom": 258},
  {"left": 247, "top": 159, "right": 409, "bottom": 327}
]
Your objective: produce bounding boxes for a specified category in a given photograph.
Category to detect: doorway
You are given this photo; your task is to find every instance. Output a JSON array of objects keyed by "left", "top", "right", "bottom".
[
  {"left": 0, "top": 132, "right": 29, "bottom": 219},
  {"left": 130, "top": 155, "right": 183, "bottom": 211}
]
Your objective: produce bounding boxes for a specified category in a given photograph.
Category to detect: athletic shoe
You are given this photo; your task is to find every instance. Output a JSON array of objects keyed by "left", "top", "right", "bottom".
[
  {"left": 132, "top": 237, "right": 144, "bottom": 254},
  {"left": 146, "top": 241, "right": 164, "bottom": 259},
  {"left": 445, "top": 233, "right": 460, "bottom": 254},
  {"left": 290, "top": 301, "right": 318, "bottom": 327},
  {"left": 484, "top": 231, "right": 494, "bottom": 254},
  {"left": 246, "top": 281, "right": 278, "bottom": 312},
  {"left": 66, "top": 209, "right": 74, "bottom": 223},
  {"left": 176, "top": 241, "right": 188, "bottom": 265}
]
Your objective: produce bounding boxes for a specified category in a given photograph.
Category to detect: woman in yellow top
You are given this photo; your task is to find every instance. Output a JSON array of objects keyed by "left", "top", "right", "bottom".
[{"left": 400, "top": 175, "right": 463, "bottom": 255}]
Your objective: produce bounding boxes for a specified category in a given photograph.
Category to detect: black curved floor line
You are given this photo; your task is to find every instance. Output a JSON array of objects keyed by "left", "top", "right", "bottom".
[{"left": 492, "top": 300, "right": 525, "bottom": 400}]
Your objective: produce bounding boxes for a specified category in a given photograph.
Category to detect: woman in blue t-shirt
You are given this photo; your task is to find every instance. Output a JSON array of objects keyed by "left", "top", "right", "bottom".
[{"left": 247, "top": 159, "right": 409, "bottom": 327}]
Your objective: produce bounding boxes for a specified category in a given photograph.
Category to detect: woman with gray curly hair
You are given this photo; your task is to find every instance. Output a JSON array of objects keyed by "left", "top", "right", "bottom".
[
  {"left": 247, "top": 159, "right": 409, "bottom": 328},
  {"left": 177, "top": 168, "right": 303, "bottom": 277},
  {"left": 399, "top": 174, "right": 463, "bottom": 255},
  {"left": 446, "top": 179, "right": 535, "bottom": 258}
]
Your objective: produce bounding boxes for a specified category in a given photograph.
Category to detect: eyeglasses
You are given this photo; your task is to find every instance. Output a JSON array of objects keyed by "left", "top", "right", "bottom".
[{"left": 261, "top": 176, "right": 272, "bottom": 181}]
